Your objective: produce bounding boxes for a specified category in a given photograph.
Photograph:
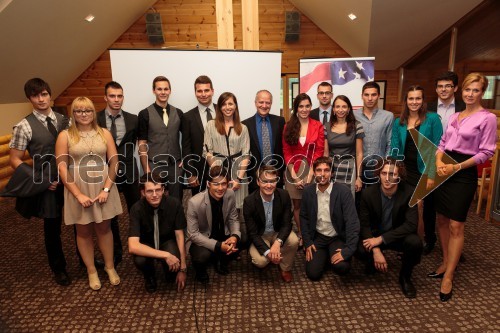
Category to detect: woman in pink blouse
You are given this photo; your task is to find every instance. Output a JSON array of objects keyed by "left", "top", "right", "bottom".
[
  {"left": 432, "top": 73, "right": 497, "bottom": 302},
  {"left": 283, "top": 93, "right": 325, "bottom": 248}
]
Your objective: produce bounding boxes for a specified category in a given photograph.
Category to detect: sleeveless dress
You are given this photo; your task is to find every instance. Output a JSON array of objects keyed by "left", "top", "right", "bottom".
[{"left": 63, "top": 130, "right": 123, "bottom": 225}]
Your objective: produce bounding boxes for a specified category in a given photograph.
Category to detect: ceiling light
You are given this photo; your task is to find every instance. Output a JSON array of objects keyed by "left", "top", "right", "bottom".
[
  {"left": 84, "top": 14, "right": 95, "bottom": 22},
  {"left": 348, "top": 13, "right": 357, "bottom": 21}
]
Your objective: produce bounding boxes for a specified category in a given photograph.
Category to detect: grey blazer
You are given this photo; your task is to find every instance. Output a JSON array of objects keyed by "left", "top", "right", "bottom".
[{"left": 186, "top": 189, "right": 240, "bottom": 251}]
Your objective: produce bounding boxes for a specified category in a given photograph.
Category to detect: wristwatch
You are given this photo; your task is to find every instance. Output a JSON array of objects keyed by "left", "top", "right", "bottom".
[
  {"left": 103, "top": 187, "right": 110, "bottom": 193},
  {"left": 276, "top": 238, "right": 284, "bottom": 246},
  {"left": 179, "top": 268, "right": 188, "bottom": 273}
]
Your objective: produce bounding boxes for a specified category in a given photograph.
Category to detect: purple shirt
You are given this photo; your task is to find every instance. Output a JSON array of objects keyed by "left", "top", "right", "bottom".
[{"left": 438, "top": 109, "right": 497, "bottom": 164}]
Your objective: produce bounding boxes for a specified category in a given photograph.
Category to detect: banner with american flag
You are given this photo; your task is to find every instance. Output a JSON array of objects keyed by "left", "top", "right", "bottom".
[{"left": 300, "top": 57, "right": 375, "bottom": 109}]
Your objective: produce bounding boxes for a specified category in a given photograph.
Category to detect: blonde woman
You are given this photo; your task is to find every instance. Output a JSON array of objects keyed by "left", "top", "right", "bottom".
[{"left": 56, "top": 97, "right": 122, "bottom": 290}]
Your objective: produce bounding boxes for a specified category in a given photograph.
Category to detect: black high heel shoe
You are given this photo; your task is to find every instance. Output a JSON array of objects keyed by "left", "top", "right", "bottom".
[
  {"left": 439, "top": 289, "right": 453, "bottom": 302},
  {"left": 427, "top": 271, "right": 445, "bottom": 279}
]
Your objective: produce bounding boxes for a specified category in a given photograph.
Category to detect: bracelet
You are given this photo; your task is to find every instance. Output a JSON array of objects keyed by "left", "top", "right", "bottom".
[{"left": 179, "top": 268, "right": 187, "bottom": 273}]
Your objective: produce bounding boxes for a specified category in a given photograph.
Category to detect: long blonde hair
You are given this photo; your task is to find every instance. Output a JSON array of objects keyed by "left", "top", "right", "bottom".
[{"left": 67, "top": 97, "right": 106, "bottom": 144}]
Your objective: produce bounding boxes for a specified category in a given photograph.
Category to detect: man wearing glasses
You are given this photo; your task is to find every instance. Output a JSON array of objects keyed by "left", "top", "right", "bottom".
[
  {"left": 243, "top": 166, "right": 299, "bottom": 282},
  {"left": 428, "top": 71, "right": 466, "bottom": 131},
  {"left": 186, "top": 166, "right": 240, "bottom": 283},
  {"left": 310, "top": 81, "right": 334, "bottom": 134}
]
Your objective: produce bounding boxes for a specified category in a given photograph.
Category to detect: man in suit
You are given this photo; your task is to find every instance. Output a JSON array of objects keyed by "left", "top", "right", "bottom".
[
  {"left": 97, "top": 81, "right": 140, "bottom": 266},
  {"left": 243, "top": 165, "right": 298, "bottom": 282},
  {"left": 128, "top": 172, "right": 187, "bottom": 293},
  {"left": 138, "top": 76, "right": 184, "bottom": 200},
  {"left": 186, "top": 166, "right": 240, "bottom": 283},
  {"left": 242, "top": 90, "right": 285, "bottom": 193},
  {"left": 7, "top": 78, "right": 70, "bottom": 286},
  {"left": 300, "top": 156, "right": 359, "bottom": 281},
  {"left": 358, "top": 158, "right": 422, "bottom": 298},
  {"left": 182, "top": 75, "right": 216, "bottom": 195},
  {"left": 310, "top": 82, "right": 333, "bottom": 135}
]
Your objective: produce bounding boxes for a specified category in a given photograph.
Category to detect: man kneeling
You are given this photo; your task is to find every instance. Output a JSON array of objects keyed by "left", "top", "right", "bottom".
[
  {"left": 244, "top": 166, "right": 299, "bottom": 282},
  {"left": 128, "top": 172, "right": 187, "bottom": 293},
  {"left": 359, "top": 158, "right": 423, "bottom": 298}
]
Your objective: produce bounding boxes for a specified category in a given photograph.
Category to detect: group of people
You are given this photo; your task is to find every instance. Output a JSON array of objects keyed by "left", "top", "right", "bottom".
[{"left": 4, "top": 70, "right": 496, "bottom": 302}]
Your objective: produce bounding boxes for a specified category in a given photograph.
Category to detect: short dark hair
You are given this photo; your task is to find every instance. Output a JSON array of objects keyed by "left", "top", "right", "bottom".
[
  {"left": 317, "top": 81, "right": 332, "bottom": 91},
  {"left": 207, "top": 165, "right": 229, "bottom": 182},
  {"left": 104, "top": 81, "right": 123, "bottom": 95},
  {"left": 152, "top": 76, "right": 171, "bottom": 90},
  {"left": 256, "top": 165, "right": 278, "bottom": 180},
  {"left": 313, "top": 156, "right": 333, "bottom": 171},
  {"left": 362, "top": 81, "right": 380, "bottom": 95},
  {"left": 194, "top": 75, "right": 213, "bottom": 90},
  {"left": 139, "top": 171, "right": 166, "bottom": 191},
  {"left": 24, "top": 78, "right": 51, "bottom": 98},
  {"left": 374, "top": 157, "right": 407, "bottom": 182},
  {"left": 435, "top": 71, "right": 459, "bottom": 86}
]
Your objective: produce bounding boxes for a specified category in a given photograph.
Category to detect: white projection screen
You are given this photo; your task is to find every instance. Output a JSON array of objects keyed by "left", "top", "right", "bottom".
[{"left": 109, "top": 49, "right": 282, "bottom": 119}]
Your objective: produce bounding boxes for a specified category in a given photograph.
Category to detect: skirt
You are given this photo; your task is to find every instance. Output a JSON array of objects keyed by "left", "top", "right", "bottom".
[
  {"left": 434, "top": 151, "right": 477, "bottom": 222},
  {"left": 285, "top": 159, "right": 311, "bottom": 200}
]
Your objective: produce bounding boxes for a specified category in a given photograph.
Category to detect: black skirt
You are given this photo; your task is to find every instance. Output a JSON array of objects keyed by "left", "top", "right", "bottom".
[{"left": 434, "top": 151, "right": 477, "bottom": 222}]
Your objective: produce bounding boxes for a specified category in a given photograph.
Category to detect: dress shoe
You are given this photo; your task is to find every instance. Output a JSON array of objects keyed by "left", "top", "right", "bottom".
[
  {"left": 144, "top": 276, "right": 157, "bottom": 293},
  {"left": 440, "top": 289, "right": 453, "bottom": 302},
  {"left": 104, "top": 267, "right": 121, "bottom": 286},
  {"left": 88, "top": 271, "right": 101, "bottom": 291},
  {"left": 215, "top": 261, "right": 229, "bottom": 275},
  {"left": 423, "top": 243, "right": 435, "bottom": 255},
  {"left": 279, "top": 269, "right": 293, "bottom": 283},
  {"left": 427, "top": 271, "right": 445, "bottom": 279},
  {"left": 53, "top": 271, "right": 71, "bottom": 286},
  {"left": 195, "top": 268, "right": 209, "bottom": 283},
  {"left": 399, "top": 276, "right": 417, "bottom": 299}
]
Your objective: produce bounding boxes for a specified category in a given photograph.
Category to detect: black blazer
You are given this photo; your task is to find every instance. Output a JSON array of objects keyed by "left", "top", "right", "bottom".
[
  {"left": 359, "top": 182, "right": 418, "bottom": 245},
  {"left": 310, "top": 107, "right": 320, "bottom": 122},
  {"left": 300, "top": 183, "right": 360, "bottom": 260},
  {"left": 182, "top": 104, "right": 215, "bottom": 181},
  {"left": 97, "top": 110, "right": 139, "bottom": 183},
  {"left": 427, "top": 99, "right": 465, "bottom": 113},
  {"left": 243, "top": 188, "right": 293, "bottom": 255},
  {"left": 242, "top": 113, "right": 285, "bottom": 192}
]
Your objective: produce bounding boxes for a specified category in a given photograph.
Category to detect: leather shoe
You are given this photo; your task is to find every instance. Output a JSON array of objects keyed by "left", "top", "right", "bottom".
[
  {"left": 423, "top": 243, "right": 435, "bottom": 255},
  {"left": 279, "top": 269, "right": 293, "bottom": 283},
  {"left": 144, "top": 276, "right": 157, "bottom": 293},
  {"left": 427, "top": 271, "right": 445, "bottom": 279},
  {"left": 53, "top": 271, "right": 71, "bottom": 286},
  {"left": 399, "top": 276, "right": 416, "bottom": 299},
  {"left": 440, "top": 289, "right": 453, "bottom": 302}
]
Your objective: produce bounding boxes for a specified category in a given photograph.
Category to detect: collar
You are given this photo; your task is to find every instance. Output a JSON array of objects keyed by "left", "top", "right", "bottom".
[
  {"left": 257, "top": 114, "right": 269, "bottom": 123},
  {"left": 105, "top": 108, "right": 123, "bottom": 118},
  {"left": 33, "top": 109, "right": 56, "bottom": 121},
  {"left": 198, "top": 103, "right": 213, "bottom": 112},
  {"left": 438, "top": 98, "right": 455, "bottom": 108},
  {"left": 260, "top": 192, "right": 274, "bottom": 203},
  {"left": 316, "top": 182, "right": 333, "bottom": 195},
  {"left": 154, "top": 102, "right": 168, "bottom": 111},
  {"left": 144, "top": 195, "right": 167, "bottom": 214},
  {"left": 319, "top": 106, "right": 332, "bottom": 113},
  {"left": 379, "top": 185, "right": 396, "bottom": 200}
]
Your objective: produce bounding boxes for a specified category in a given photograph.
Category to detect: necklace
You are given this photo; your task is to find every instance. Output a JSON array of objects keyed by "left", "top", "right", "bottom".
[{"left": 79, "top": 130, "right": 97, "bottom": 155}]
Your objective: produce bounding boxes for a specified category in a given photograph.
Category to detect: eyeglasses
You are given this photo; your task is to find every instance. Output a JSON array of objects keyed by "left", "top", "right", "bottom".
[
  {"left": 259, "top": 177, "right": 279, "bottom": 184},
  {"left": 145, "top": 188, "right": 164, "bottom": 195},
  {"left": 437, "top": 84, "right": 454, "bottom": 90},
  {"left": 74, "top": 109, "right": 94, "bottom": 115},
  {"left": 318, "top": 91, "right": 332, "bottom": 96}
]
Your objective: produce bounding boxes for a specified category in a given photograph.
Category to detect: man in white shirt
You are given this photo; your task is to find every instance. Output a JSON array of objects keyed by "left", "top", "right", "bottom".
[{"left": 310, "top": 82, "right": 333, "bottom": 135}]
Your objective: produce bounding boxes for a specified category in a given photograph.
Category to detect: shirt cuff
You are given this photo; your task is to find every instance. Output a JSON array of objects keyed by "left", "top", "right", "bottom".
[
  {"left": 263, "top": 250, "right": 270, "bottom": 257},
  {"left": 215, "top": 241, "right": 222, "bottom": 253}
]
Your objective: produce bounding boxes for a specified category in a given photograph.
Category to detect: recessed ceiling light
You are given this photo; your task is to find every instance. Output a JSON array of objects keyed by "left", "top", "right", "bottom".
[
  {"left": 84, "top": 14, "right": 95, "bottom": 22},
  {"left": 348, "top": 13, "right": 357, "bottom": 21}
]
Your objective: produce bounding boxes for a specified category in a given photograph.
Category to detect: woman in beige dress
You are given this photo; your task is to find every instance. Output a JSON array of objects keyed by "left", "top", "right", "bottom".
[{"left": 56, "top": 97, "right": 122, "bottom": 290}]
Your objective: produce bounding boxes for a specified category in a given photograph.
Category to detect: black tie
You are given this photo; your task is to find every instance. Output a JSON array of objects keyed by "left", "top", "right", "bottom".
[
  {"left": 322, "top": 111, "right": 328, "bottom": 126},
  {"left": 46, "top": 117, "right": 58, "bottom": 138},
  {"left": 206, "top": 108, "right": 213, "bottom": 122},
  {"left": 109, "top": 114, "right": 120, "bottom": 142}
]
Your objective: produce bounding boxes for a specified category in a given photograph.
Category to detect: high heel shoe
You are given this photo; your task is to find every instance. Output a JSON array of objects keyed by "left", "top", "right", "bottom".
[
  {"left": 439, "top": 289, "right": 453, "bottom": 302},
  {"left": 104, "top": 267, "right": 121, "bottom": 286},
  {"left": 88, "top": 272, "right": 101, "bottom": 290},
  {"left": 427, "top": 271, "right": 445, "bottom": 279}
]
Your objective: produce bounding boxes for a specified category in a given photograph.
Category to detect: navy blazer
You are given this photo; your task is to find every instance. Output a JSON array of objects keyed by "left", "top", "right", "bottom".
[
  {"left": 300, "top": 183, "right": 359, "bottom": 260},
  {"left": 427, "top": 99, "right": 466, "bottom": 114}
]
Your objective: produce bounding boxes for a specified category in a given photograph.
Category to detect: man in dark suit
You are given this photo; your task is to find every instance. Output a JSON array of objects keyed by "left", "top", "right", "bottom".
[
  {"left": 300, "top": 156, "right": 359, "bottom": 281},
  {"left": 310, "top": 81, "right": 333, "bottom": 135},
  {"left": 97, "top": 81, "right": 140, "bottom": 266},
  {"left": 182, "top": 75, "right": 216, "bottom": 195},
  {"left": 425, "top": 71, "right": 465, "bottom": 255},
  {"left": 242, "top": 90, "right": 285, "bottom": 193},
  {"left": 243, "top": 165, "right": 298, "bottom": 282},
  {"left": 358, "top": 158, "right": 422, "bottom": 299}
]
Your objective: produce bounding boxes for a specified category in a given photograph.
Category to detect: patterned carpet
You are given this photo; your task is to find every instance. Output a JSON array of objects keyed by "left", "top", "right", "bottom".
[{"left": 0, "top": 194, "right": 499, "bottom": 333}]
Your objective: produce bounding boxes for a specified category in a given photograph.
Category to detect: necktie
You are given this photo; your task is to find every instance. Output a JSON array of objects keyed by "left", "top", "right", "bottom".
[
  {"left": 261, "top": 117, "right": 272, "bottom": 163},
  {"left": 153, "top": 209, "right": 159, "bottom": 250},
  {"left": 206, "top": 107, "right": 213, "bottom": 122},
  {"left": 46, "top": 117, "right": 58, "bottom": 138},
  {"left": 163, "top": 108, "right": 169, "bottom": 127},
  {"left": 322, "top": 111, "right": 328, "bottom": 126},
  {"left": 109, "top": 114, "right": 120, "bottom": 143}
]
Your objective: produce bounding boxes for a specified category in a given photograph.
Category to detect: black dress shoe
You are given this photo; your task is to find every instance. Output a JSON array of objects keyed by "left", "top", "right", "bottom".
[
  {"left": 440, "top": 289, "right": 453, "bottom": 302},
  {"left": 399, "top": 276, "right": 416, "bottom": 299},
  {"left": 427, "top": 271, "right": 445, "bottom": 279},
  {"left": 423, "top": 243, "right": 435, "bottom": 255},
  {"left": 54, "top": 271, "right": 71, "bottom": 286},
  {"left": 144, "top": 276, "right": 157, "bottom": 293}
]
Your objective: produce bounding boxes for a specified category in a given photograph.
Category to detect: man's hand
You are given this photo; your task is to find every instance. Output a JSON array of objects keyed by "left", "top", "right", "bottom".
[
  {"left": 331, "top": 249, "right": 344, "bottom": 264},
  {"left": 165, "top": 253, "right": 180, "bottom": 271},
  {"left": 363, "top": 236, "right": 383, "bottom": 252},
  {"left": 222, "top": 237, "right": 238, "bottom": 255},
  {"left": 373, "top": 249, "right": 387, "bottom": 272},
  {"left": 48, "top": 181, "right": 58, "bottom": 191},
  {"left": 176, "top": 271, "right": 186, "bottom": 291},
  {"left": 267, "top": 241, "right": 282, "bottom": 264},
  {"left": 305, "top": 244, "right": 316, "bottom": 262}
]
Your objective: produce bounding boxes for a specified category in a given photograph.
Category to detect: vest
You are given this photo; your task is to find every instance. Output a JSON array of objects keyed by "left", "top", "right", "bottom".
[{"left": 146, "top": 104, "right": 181, "bottom": 164}]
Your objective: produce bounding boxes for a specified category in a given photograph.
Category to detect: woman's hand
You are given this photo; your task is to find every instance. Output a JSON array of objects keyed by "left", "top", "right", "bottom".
[
  {"left": 76, "top": 194, "right": 94, "bottom": 208},
  {"left": 95, "top": 190, "right": 109, "bottom": 204},
  {"left": 426, "top": 178, "right": 435, "bottom": 190},
  {"left": 355, "top": 177, "right": 362, "bottom": 192},
  {"left": 230, "top": 179, "right": 241, "bottom": 191}
]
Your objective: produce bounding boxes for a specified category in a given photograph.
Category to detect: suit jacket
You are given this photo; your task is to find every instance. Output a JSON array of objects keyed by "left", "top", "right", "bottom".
[
  {"left": 427, "top": 99, "right": 466, "bottom": 113},
  {"left": 300, "top": 183, "right": 359, "bottom": 260},
  {"left": 359, "top": 182, "right": 418, "bottom": 245},
  {"left": 242, "top": 113, "right": 285, "bottom": 192},
  {"left": 243, "top": 188, "right": 292, "bottom": 255},
  {"left": 97, "top": 110, "right": 139, "bottom": 183},
  {"left": 186, "top": 189, "right": 240, "bottom": 251},
  {"left": 310, "top": 107, "right": 320, "bottom": 121},
  {"left": 282, "top": 119, "right": 325, "bottom": 173},
  {"left": 182, "top": 104, "right": 216, "bottom": 183}
]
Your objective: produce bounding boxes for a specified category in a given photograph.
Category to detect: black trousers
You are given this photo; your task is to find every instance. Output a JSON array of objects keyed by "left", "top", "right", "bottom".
[
  {"left": 358, "top": 233, "right": 423, "bottom": 278},
  {"left": 306, "top": 233, "right": 351, "bottom": 281},
  {"left": 422, "top": 193, "right": 437, "bottom": 246},
  {"left": 133, "top": 239, "right": 180, "bottom": 279},
  {"left": 190, "top": 235, "right": 235, "bottom": 270},
  {"left": 44, "top": 216, "right": 67, "bottom": 273}
]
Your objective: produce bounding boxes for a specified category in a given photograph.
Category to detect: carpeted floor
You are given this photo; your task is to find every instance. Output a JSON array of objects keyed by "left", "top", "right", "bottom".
[{"left": 0, "top": 194, "right": 498, "bottom": 333}]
